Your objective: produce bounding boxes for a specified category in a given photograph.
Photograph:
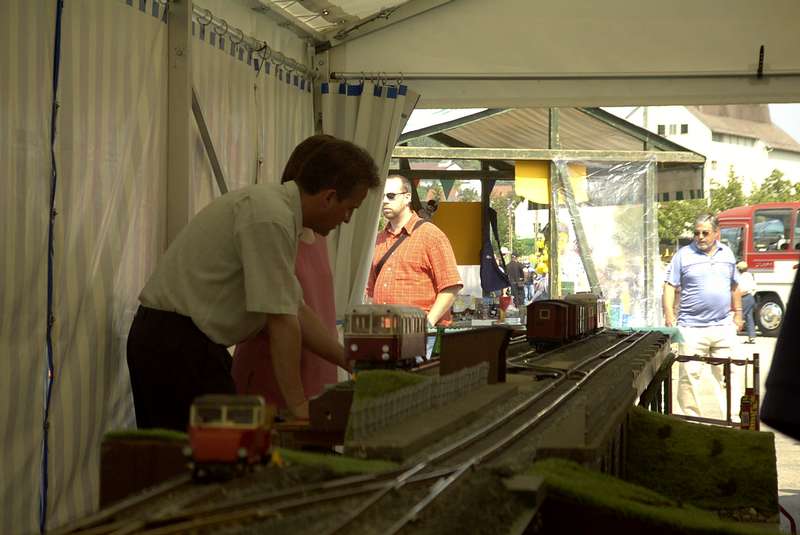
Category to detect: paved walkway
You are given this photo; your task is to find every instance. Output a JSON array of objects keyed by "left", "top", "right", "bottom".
[{"left": 671, "top": 335, "right": 799, "bottom": 532}]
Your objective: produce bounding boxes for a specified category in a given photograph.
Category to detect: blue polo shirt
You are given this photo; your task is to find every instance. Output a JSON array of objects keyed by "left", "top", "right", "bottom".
[{"left": 665, "top": 241, "right": 739, "bottom": 327}]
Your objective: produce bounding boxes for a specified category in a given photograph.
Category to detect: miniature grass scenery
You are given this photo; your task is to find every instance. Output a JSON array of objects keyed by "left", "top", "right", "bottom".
[
  {"left": 626, "top": 406, "right": 778, "bottom": 522},
  {"left": 104, "top": 428, "right": 188, "bottom": 442},
  {"left": 352, "top": 369, "right": 430, "bottom": 401},
  {"left": 274, "top": 447, "right": 397, "bottom": 475},
  {"left": 530, "top": 457, "right": 779, "bottom": 534}
]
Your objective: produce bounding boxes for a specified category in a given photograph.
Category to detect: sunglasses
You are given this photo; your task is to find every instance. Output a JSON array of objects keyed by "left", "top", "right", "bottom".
[
  {"left": 384, "top": 191, "right": 408, "bottom": 200},
  {"left": 693, "top": 230, "right": 712, "bottom": 237}
]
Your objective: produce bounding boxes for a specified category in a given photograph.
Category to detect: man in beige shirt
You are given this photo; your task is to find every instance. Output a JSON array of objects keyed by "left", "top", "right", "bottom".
[{"left": 127, "top": 136, "right": 379, "bottom": 431}]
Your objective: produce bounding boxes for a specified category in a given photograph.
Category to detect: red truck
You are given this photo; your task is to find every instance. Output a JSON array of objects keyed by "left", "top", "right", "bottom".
[{"left": 718, "top": 202, "right": 800, "bottom": 336}]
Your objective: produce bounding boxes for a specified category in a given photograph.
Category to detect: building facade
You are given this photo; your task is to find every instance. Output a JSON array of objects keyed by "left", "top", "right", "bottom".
[{"left": 609, "top": 105, "right": 800, "bottom": 199}]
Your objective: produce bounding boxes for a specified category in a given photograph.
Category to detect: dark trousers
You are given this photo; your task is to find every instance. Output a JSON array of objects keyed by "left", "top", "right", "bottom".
[
  {"left": 510, "top": 283, "right": 526, "bottom": 308},
  {"left": 126, "top": 305, "right": 236, "bottom": 431},
  {"left": 742, "top": 294, "right": 756, "bottom": 338}
]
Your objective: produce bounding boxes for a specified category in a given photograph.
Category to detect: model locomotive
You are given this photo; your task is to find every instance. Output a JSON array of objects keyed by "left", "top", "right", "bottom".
[
  {"left": 343, "top": 304, "right": 428, "bottom": 368},
  {"left": 185, "top": 394, "right": 275, "bottom": 480},
  {"left": 526, "top": 292, "right": 606, "bottom": 348}
]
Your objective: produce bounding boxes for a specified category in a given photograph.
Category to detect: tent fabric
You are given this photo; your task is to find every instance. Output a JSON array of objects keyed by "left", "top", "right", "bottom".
[
  {"left": 42, "top": 2, "right": 168, "bottom": 532},
  {"left": 0, "top": 1, "right": 314, "bottom": 533},
  {"left": 321, "top": 81, "right": 420, "bottom": 316},
  {"left": 189, "top": 19, "right": 314, "bottom": 207},
  {"left": 0, "top": 2, "right": 56, "bottom": 533}
]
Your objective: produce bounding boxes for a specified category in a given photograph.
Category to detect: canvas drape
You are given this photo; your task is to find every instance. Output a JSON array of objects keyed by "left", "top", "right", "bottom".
[
  {"left": 1, "top": 2, "right": 314, "bottom": 533},
  {"left": 321, "top": 81, "right": 420, "bottom": 316}
]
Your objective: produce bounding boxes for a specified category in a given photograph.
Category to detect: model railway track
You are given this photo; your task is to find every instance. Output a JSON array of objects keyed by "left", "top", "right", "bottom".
[
  {"left": 506, "top": 329, "right": 609, "bottom": 368},
  {"left": 51, "top": 475, "right": 194, "bottom": 535},
  {"left": 64, "top": 332, "right": 652, "bottom": 534}
]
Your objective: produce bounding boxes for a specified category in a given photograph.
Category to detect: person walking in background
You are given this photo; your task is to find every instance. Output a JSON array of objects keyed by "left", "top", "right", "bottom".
[
  {"left": 233, "top": 135, "right": 341, "bottom": 415},
  {"left": 663, "top": 213, "right": 744, "bottom": 419},
  {"left": 505, "top": 253, "right": 525, "bottom": 308},
  {"left": 737, "top": 261, "right": 757, "bottom": 344}
]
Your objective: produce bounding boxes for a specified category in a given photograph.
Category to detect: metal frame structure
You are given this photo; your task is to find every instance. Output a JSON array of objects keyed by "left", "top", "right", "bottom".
[
  {"left": 391, "top": 107, "right": 704, "bottom": 303},
  {"left": 669, "top": 353, "right": 761, "bottom": 429},
  {"left": 163, "top": 0, "right": 315, "bottom": 244}
]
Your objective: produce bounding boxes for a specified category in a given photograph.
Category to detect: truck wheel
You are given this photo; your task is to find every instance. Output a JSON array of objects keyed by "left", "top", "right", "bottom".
[{"left": 755, "top": 296, "right": 784, "bottom": 337}]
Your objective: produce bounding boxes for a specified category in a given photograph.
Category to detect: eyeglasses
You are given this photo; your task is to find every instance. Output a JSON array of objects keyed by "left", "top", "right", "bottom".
[
  {"left": 384, "top": 191, "right": 408, "bottom": 200},
  {"left": 693, "top": 230, "right": 712, "bottom": 237}
]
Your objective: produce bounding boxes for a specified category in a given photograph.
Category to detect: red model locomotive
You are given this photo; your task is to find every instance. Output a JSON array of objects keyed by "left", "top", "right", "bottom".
[
  {"left": 527, "top": 292, "right": 606, "bottom": 348},
  {"left": 185, "top": 394, "right": 275, "bottom": 479},
  {"left": 344, "top": 304, "right": 428, "bottom": 367}
]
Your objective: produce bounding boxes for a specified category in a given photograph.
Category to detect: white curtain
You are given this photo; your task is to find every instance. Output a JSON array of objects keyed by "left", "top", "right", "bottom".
[
  {"left": 0, "top": 2, "right": 55, "bottom": 533},
  {"left": 0, "top": 1, "right": 314, "bottom": 533},
  {"left": 321, "top": 82, "right": 420, "bottom": 316},
  {"left": 47, "top": 1, "right": 168, "bottom": 531},
  {"left": 190, "top": 20, "right": 313, "bottom": 210}
]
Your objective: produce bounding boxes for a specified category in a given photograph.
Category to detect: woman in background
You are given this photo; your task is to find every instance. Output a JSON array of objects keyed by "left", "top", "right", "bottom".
[{"left": 232, "top": 135, "right": 341, "bottom": 415}]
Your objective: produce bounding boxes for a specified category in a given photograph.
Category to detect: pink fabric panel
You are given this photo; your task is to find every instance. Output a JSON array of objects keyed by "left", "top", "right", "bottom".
[{"left": 232, "top": 235, "right": 338, "bottom": 408}]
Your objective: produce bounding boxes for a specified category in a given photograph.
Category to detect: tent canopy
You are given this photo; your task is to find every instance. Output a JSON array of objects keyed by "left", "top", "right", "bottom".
[
  {"left": 248, "top": 0, "right": 800, "bottom": 108},
  {"left": 394, "top": 107, "right": 705, "bottom": 199}
]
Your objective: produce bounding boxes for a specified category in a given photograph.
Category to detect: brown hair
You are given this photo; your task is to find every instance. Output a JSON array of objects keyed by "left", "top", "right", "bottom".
[
  {"left": 281, "top": 134, "right": 335, "bottom": 184},
  {"left": 285, "top": 135, "right": 380, "bottom": 199}
]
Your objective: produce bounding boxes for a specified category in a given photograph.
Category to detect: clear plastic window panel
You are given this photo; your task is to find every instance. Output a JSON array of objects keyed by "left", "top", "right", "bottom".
[{"left": 553, "top": 159, "right": 659, "bottom": 329}]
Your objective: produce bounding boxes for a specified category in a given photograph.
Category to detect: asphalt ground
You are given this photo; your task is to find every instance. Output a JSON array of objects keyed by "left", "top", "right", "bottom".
[{"left": 670, "top": 335, "right": 799, "bottom": 532}]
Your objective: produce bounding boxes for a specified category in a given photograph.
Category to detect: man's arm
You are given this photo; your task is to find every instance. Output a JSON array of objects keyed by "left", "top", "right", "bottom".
[
  {"left": 663, "top": 283, "right": 677, "bottom": 327},
  {"left": 731, "top": 284, "right": 744, "bottom": 331},
  {"left": 264, "top": 313, "right": 306, "bottom": 419},
  {"left": 428, "top": 286, "right": 461, "bottom": 326},
  {"left": 298, "top": 302, "right": 350, "bottom": 371}
]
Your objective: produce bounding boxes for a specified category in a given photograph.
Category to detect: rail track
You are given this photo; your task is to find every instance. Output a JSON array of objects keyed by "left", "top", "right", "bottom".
[{"left": 61, "top": 331, "right": 659, "bottom": 534}]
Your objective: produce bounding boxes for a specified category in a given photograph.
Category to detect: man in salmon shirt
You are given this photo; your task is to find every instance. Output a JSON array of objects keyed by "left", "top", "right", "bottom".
[{"left": 367, "top": 175, "right": 463, "bottom": 355}]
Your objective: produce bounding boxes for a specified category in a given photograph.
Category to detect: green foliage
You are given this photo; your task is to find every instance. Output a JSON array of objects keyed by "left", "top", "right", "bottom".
[
  {"left": 511, "top": 237, "right": 535, "bottom": 257},
  {"left": 658, "top": 167, "right": 800, "bottom": 245},
  {"left": 709, "top": 169, "right": 746, "bottom": 214},
  {"left": 417, "top": 180, "right": 444, "bottom": 202},
  {"left": 748, "top": 169, "right": 800, "bottom": 204},
  {"left": 455, "top": 184, "right": 480, "bottom": 202},
  {"left": 657, "top": 199, "right": 707, "bottom": 246},
  {"left": 490, "top": 191, "right": 524, "bottom": 253}
]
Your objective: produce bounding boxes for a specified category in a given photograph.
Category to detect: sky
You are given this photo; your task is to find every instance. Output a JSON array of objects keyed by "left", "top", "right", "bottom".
[
  {"left": 770, "top": 104, "right": 800, "bottom": 142},
  {"left": 404, "top": 104, "right": 800, "bottom": 143}
]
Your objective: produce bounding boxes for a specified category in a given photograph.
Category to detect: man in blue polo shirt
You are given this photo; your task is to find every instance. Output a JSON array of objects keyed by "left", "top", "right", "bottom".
[{"left": 663, "top": 213, "right": 744, "bottom": 419}]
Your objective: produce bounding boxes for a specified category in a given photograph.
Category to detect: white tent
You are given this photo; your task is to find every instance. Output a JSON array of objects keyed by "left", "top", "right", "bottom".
[{"left": 1, "top": 1, "right": 798, "bottom": 533}]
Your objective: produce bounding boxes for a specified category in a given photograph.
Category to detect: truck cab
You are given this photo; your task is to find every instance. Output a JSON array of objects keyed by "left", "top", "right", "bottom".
[{"left": 718, "top": 202, "right": 800, "bottom": 336}]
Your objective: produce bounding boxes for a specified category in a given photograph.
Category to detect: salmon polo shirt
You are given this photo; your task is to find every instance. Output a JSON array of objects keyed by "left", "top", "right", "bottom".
[{"left": 367, "top": 213, "right": 462, "bottom": 324}]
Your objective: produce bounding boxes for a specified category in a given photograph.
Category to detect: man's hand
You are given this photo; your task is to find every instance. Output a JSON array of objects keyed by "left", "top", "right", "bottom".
[
  {"left": 734, "top": 312, "right": 744, "bottom": 331},
  {"left": 664, "top": 313, "right": 676, "bottom": 327}
]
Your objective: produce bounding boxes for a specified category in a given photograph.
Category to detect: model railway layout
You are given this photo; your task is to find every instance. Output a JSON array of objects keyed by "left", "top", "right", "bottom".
[{"left": 56, "top": 329, "right": 675, "bottom": 535}]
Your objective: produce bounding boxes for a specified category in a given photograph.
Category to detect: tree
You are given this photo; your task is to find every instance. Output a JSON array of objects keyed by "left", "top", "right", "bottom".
[
  {"left": 416, "top": 180, "right": 444, "bottom": 202},
  {"left": 657, "top": 198, "right": 706, "bottom": 248},
  {"left": 455, "top": 183, "right": 480, "bottom": 202},
  {"left": 709, "top": 169, "right": 745, "bottom": 213},
  {"left": 490, "top": 192, "right": 523, "bottom": 253},
  {"left": 748, "top": 169, "right": 800, "bottom": 204}
]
